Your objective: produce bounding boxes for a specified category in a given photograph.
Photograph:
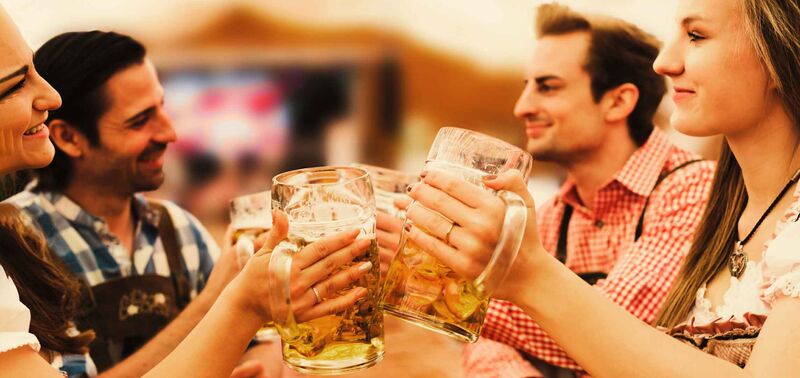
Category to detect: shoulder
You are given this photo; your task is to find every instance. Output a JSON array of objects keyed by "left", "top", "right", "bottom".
[
  {"left": 145, "top": 197, "right": 220, "bottom": 255},
  {"left": 761, "top": 220, "right": 800, "bottom": 304},
  {"left": 0, "top": 264, "right": 40, "bottom": 353},
  {"left": 3, "top": 190, "right": 45, "bottom": 218},
  {"left": 653, "top": 145, "right": 716, "bottom": 200}
]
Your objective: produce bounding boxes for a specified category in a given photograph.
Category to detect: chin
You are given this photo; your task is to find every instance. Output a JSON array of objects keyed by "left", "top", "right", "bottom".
[
  {"left": 671, "top": 113, "right": 719, "bottom": 138},
  {"left": 23, "top": 149, "right": 56, "bottom": 169}
]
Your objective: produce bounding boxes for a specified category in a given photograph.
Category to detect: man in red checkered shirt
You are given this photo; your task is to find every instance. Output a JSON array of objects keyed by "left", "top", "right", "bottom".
[{"left": 458, "top": 4, "right": 716, "bottom": 377}]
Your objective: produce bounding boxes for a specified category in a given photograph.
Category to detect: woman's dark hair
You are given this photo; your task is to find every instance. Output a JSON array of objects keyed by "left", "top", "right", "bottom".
[
  {"left": 0, "top": 204, "right": 94, "bottom": 353},
  {"left": 33, "top": 31, "right": 146, "bottom": 191}
]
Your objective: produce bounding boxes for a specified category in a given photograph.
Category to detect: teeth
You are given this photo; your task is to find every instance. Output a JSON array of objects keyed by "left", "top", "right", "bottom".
[{"left": 24, "top": 125, "right": 44, "bottom": 136}]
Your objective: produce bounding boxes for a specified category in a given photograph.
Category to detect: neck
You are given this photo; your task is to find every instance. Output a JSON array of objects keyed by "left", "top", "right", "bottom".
[
  {"left": 62, "top": 173, "right": 134, "bottom": 234},
  {"left": 565, "top": 127, "right": 640, "bottom": 209},
  {"left": 727, "top": 108, "right": 800, "bottom": 208}
]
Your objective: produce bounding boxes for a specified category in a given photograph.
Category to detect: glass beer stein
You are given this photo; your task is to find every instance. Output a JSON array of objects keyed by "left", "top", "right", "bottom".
[
  {"left": 351, "top": 163, "right": 419, "bottom": 218},
  {"left": 229, "top": 190, "right": 278, "bottom": 340},
  {"left": 380, "top": 127, "right": 532, "bottom": 343},
  {"left": 229, "top": 190, "right": 272, "bottom": 268},
  {"left": 268, "top": 166, "right": 384, "bottom": 375}
]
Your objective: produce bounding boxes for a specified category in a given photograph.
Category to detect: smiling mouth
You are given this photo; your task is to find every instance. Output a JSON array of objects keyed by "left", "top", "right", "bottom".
[{"left": 23, "top": 124, "right": 45, "bottom": 136}]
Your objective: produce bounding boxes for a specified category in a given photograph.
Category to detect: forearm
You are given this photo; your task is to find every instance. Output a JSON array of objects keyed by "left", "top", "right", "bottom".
[
  {"left": 99, "top": 288, "right": 219, "bottom": 377},
  {"left": 512, "top": 253, "right": 746, "bottom": 378},
  {"left": 143, "top": 284, "right": 261, "bottom": 378}
]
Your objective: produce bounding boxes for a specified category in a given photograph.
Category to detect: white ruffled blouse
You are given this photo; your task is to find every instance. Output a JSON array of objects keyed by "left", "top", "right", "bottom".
[
  {"left": 689, "top": 185, "right": 800, "bottom": 325},
  {"left": 0, "top": 263, "right": 40, "bottom": 354}
]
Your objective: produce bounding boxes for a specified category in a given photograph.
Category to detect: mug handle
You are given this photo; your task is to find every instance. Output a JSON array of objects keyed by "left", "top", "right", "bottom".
[
  {"left": 473, "top": 190, "right": 527, "bottom": 297},
  {"left": 267, "top": 241, "right": 302, "bottom": 342}
]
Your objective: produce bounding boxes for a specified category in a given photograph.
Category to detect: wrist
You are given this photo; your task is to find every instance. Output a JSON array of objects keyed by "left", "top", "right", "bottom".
[
  {"left": 503, "top": 244, "right": 552, "bottom": 304},
  {"left": 223, "top": 274, "right": 271, "bottom": 324}
]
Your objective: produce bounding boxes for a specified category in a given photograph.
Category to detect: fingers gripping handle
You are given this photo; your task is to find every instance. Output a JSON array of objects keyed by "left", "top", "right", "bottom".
[
  {"left": 268, "top": 241, "right": 301, "bottom": 342},
  {"left": 473, "top": 190, "right": 527, "bottom": 297}
]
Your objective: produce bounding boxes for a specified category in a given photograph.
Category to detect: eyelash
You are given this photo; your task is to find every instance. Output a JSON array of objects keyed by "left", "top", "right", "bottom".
[
  {"left": 538, "top": 84, "right": 555, "bottom": 93},
  {"left": 688, "top": 31, "right": 705, "bottom": 42},
  {"left": 130, "top": 116, "right": 149, "bottom": 128},
  {"left": 1, "top": 79, "right": 26, "bottom": 98}
]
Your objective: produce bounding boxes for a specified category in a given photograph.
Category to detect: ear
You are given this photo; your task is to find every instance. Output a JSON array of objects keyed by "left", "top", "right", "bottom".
[
  {"left": 601, "top": 83, "right": 639, "bottom": 124},
  {"left": 49, "top": 119, "right": 88, "bottom": 158}
]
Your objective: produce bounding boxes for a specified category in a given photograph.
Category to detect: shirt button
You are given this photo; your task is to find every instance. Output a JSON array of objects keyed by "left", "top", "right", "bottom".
[{"left": 594, "top": 219, "right": 604, "bottom": 229}]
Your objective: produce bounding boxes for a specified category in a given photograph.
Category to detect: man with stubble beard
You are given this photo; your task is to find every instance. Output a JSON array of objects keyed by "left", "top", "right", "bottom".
[{"left": 6, "top": 31, "right": 268, "bottom": 378}]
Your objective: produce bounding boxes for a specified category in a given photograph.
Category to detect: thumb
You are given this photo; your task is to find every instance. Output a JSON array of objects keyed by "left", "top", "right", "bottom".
[
  {"left": 483, "top": 169, "right": 535, "bottom": 209},
  {"left": 255, "top": 210, "right": 289, "bottom": 256}
]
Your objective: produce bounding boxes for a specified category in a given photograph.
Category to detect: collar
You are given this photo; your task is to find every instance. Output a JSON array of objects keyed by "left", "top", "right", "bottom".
[
  {"left": 555, "top": 128, "right": 672, "bottom": 206},
  {"left": 39, "top": 191, "right": 161, "bottom": 230}
]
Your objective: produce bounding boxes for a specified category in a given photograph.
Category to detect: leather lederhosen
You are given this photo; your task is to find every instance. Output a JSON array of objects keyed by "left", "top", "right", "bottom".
[{"left": 76, "top": 200, "right": 191, "bottom": 371}]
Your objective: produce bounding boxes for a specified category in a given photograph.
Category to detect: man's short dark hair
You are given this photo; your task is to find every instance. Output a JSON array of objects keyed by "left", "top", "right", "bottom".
[
  {"left": 536, "top": 3, "right": 666, "bottom": 146},
  {"left": 34, "top": 31, "right": 146, "bottom": 191}
]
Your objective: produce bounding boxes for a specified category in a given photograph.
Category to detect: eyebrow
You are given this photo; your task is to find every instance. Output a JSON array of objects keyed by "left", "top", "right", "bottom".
[
  {"left": 681, "top": 15, "right": 707, "bottom": 27},
  {"left": 0, "top": 66, "right": 28, "bottom": 84}
]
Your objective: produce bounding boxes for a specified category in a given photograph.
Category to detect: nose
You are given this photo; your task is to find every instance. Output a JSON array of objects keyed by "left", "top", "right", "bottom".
[
  {"left": 513, "top": 81, "right": 539, "bottom": 120},
  {"left": 32, "top": 71, "right": 62, "bottom": 113},
  {"left": 653, "top": 36, "right": 684, "bottom": 77},
  {"left": 153, "top": 108, "right": 177, "bottom": 144}
]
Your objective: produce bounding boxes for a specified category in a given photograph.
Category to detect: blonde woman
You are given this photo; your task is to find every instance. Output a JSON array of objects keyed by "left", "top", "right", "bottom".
[
  {"left": 0, "top": 5, "right": 369, "bottom": 377},
  {"left": 406, "top": 0, "right": 800, "bottom": 376}
]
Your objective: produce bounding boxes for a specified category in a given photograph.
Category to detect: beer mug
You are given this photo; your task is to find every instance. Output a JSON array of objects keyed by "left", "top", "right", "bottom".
[
  {"left": 380, "top": 127, "right": 532, "bottom": 343},
  {"left": 268, "top": 166, "right": 384, "bottom": 374},
  {"left": 229, "top": 190, "right": 279, "bottom": 341},
  {"left": 351, "top": 163, "right": 419, "bottom": 218},
  {"left": 229, "top": 191, "right": 272, "bottom": 268}
]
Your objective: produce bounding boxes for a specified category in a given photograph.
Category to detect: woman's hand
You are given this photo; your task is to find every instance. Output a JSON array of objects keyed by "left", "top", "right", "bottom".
[
  {"left": 233, "top": 211, "right": 372, "bottom": 323},
  {"left": 404, "top": 169, "right": 545, "bottom": 301}
]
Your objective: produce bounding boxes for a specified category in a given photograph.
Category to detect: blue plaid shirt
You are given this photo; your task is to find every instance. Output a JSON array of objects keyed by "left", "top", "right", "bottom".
[{"left": 6, "top": 189, "right": 219, "bottom": 377}]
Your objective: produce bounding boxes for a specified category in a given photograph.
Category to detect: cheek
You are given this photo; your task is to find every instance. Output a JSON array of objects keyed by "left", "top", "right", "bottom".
[{"left": 0, "top": 100, "right": 31, "bottom": 136}]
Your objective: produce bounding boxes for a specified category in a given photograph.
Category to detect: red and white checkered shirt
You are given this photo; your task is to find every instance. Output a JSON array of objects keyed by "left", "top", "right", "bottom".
[{"left": 463, "top": 129, "right": 716, "bottom": 377}]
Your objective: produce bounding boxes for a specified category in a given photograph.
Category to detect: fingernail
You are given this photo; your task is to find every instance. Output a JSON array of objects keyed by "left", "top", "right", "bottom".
[
  {"left": 358, "top": 261, "right": 373, "bottom": 272},
  {"left": 404, "top": 223, "right": 412, "bottom": 233},
  {"left": 419, "top": 171, "right": 428, "bottom": 179},
  {"left": 354, "top": 287, "right": 368, "bottom": 297},
  {"left": 482, "top": 174, "right": 497, "bottom": 181}
]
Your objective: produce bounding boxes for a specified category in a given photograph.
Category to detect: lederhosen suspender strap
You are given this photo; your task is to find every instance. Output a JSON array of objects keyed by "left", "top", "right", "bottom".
[
  {"left": 78, "top": 200, "right": 192, "bottom": 371},
  {"left": 557, "top": 159, "right": 703, "bottom": 285},
  {"left": 147, "top": 200, "right": 192, "bottom": 309}
]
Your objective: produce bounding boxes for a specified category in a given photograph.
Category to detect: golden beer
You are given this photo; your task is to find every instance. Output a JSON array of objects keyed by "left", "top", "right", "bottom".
[
  {"left": 378, "top": 128, "right": 531, "bottom": 343},
  {"left": 269, "top": 166, "right": 385, "bottom": 374},
  {"left": 279, "top": 237, "right": 383, "bottom": 367},
  {"left": 229, "top": 191, "right": 276, "bottom": 340}
]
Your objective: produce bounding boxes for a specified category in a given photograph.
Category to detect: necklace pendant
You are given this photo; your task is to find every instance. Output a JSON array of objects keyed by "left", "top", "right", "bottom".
[{"left": 730, "top": 242, "right": 748, "bottom": 279}]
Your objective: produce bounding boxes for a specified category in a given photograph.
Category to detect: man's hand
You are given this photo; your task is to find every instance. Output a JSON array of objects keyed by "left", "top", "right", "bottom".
[{"left": 376, "top": 196, "right": 412, "bottom": 275}]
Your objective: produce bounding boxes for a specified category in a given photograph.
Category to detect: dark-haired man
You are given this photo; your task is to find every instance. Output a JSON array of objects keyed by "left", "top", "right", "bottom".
[
  {"left": 6, "top": 31, "right": 263, "bottom": 377},
  {"left": 375, "top": 4, "right": 716, "bottom": 377}
]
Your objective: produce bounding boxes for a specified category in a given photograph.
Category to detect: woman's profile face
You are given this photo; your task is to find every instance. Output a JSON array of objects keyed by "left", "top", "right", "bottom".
[
  {"left": 653, "top": 0, "right": 777, "bottom": 138},
  {"left": 0, "top": 7, "right": 61, "bottom": 175}
]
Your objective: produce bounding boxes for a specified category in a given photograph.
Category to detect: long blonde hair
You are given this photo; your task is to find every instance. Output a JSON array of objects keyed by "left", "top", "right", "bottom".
[{"left": 656, "top": 0, "right": 800, "bottom": 328}]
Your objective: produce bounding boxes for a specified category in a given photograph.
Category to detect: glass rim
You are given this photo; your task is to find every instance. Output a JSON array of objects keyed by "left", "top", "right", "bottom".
[
  {"left": 272, "top": 165, "right": 370, "bottom": 188},
  {"left": 349, "top": 163, "right": 419, "bottom": 181},
  {"left": 438, "top": 126, "right": 528, "bottom": 155},
  {"left": 230, "top": 190, "right": 272, "bottom": 204}
]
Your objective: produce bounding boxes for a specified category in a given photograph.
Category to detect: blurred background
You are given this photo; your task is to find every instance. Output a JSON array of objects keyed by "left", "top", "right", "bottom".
[{"left": 5, "top": 1, "right": 719, "bottom": 376}]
